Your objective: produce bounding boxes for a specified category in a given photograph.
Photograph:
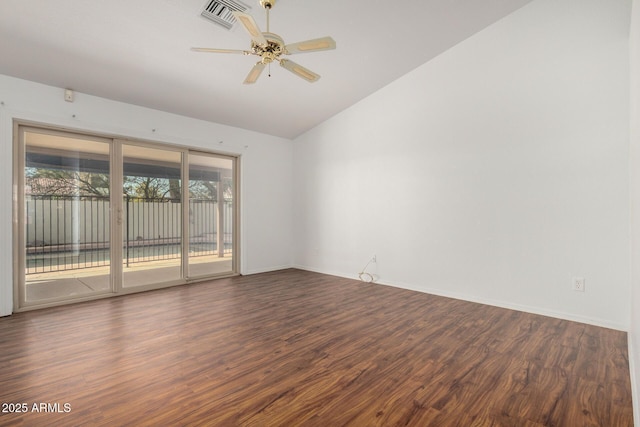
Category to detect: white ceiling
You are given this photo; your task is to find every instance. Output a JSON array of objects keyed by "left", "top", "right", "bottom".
[{"left": 0, "top": 0, "right": 534, "bottom": 139}]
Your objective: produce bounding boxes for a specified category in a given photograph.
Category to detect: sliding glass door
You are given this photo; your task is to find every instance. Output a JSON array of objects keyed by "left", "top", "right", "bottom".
[
  {"left": 19, "top": 128, "right": 113, "bottom": 305},
  {"left": 188, "top": 153, "right": 235, "bottom": 278},
  {"left": 121, "top": 143, "right": 184, "bottom": 289},
  {"left": 15, "top": 125, "right": 239, "bottom": 309}
]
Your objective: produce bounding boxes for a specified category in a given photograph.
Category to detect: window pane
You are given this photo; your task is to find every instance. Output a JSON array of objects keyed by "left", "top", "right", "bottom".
[
  {"left": 122, "top": 144, "right": 182, "bottom": 288},
  {"left": 188, "top": 153, "right": 234, "bottom": 277},
  {"left": 24, "top": 131, "right": 111, "bottom": 302}
]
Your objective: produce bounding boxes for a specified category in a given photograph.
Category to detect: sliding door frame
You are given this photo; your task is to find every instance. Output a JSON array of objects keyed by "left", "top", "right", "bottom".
[
  {"left": 13, "top": 121, "right": 240, "bottom": 311},
  {"left": 111, "top": 140, "right": 124, "bottom": 294},
  {"left": 14, "top": 124, "right": 116, "bottom": 309}
]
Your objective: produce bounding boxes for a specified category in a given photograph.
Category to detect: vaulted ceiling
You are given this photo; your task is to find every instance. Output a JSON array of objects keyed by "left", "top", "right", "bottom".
[{"left": 0, "top": 0, "right": 535, "bottom": 138}]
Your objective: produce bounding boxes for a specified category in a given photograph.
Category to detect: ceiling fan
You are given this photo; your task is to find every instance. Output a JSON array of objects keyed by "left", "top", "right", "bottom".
[{"left": 192, "top": 0, "right": 336, "bottom": 84}]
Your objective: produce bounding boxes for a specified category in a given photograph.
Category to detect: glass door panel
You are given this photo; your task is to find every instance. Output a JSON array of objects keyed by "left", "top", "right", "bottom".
[
  {"left": 188, "top": 153, "right": 234, "bottom": 278},
  {"left": 22, "top": 130, "right": 111, "bottom": 304},
  {"left": 122, "top": 144, "right": 182, "bottom": 288},
  {"left": 17, "top": 125, "right": 239, "bottom": 310}
]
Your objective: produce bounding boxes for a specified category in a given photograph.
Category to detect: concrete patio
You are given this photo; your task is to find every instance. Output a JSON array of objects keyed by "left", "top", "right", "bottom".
[{"left": 25, "top": 254, "right": 233, "bottom": 301}]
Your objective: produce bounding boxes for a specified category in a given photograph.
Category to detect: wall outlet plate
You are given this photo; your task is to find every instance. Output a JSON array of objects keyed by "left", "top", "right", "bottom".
[{"left": 572, "top": 277, "right": 585, "bottom": 292}]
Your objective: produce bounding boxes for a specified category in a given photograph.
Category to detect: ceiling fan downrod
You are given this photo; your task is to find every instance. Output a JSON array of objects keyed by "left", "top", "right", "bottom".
[{"left": 260, "top": 0, "right": 274, "bottom": 32}]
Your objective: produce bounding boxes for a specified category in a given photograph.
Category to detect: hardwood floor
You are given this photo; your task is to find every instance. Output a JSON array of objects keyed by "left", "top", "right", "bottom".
[{"left": 0, "top": 269, "right": 633, "bottom": 426}]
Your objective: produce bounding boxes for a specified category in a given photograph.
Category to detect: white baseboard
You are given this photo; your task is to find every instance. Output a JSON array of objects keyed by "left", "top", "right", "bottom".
[
  {"left": 241, "top": 264, "right": 293, "bottom": 276},
  {"left": 291, "top": 264, "right": 355, "bottom": 279},
  {"left": 292, "top": 265, "right": 628, "bottom": 331},
  {"left": 378, "top": 278, "right": 628, "bottom": 332}
]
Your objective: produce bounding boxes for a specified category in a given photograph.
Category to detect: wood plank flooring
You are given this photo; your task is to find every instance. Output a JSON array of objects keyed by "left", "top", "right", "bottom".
[{"left": 0, "top": 269, "right": 633, "bottom": 426}]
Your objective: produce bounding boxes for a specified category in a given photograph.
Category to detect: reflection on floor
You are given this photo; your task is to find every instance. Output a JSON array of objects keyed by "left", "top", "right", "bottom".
[{"left": 25, "top": 255, "right": 233, "bottom": 301}]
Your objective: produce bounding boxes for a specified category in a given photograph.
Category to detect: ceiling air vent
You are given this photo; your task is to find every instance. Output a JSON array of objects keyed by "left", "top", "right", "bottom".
[{"left": 201, "top": 0, "right": 250, "bottom": 30}]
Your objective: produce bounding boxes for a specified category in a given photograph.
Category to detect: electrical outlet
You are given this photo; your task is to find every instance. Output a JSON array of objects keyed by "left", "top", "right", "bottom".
[{"left": 572, "top": 277, "right": 585, "bottom": 292}]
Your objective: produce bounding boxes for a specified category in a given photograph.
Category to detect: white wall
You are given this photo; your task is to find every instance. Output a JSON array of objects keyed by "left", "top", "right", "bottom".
[
  {"left": 293, "top": 0, "right": 631, "bottom": 330},
  {"left": 0, "top": 74, "right": 294, "bottom": 316},
  {"left": 629, "top": 0, "right": 640, "bottom": 421}
]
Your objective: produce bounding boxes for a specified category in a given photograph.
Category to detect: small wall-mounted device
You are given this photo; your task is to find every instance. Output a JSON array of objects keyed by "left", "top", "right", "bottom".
[
  {"left": 572, "top": 276, "right": 585, "bottom": 292},
  {"left": 64, "top": 89, "right": 74, "bottom": 102}
]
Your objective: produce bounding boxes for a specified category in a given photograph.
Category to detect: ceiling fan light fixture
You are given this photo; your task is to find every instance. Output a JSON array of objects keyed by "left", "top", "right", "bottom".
[{"left": 193, "top": 0, "right": 334, "bottom": 84}]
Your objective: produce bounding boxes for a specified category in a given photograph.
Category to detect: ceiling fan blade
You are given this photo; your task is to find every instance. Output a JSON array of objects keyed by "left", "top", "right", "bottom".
[
  {"left": 231, "top": 11, "right": 267, "bottom": 46},
  {"left": 285, "top": 36, "right": 336, "bottom": 54},
  {"left": 191, "top": 47, "right": 250, "bottom": 54},
  {"left": 279, "top": 59, "right": 320, "bottom": 83},
  {"left": 244, "top": 62, "right": 265, "bottom": 85}
]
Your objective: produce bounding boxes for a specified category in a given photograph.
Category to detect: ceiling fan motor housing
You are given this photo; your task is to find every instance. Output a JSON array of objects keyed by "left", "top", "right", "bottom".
[{"left": 252, "top": 32, "right": 284, "bottom": 63}]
